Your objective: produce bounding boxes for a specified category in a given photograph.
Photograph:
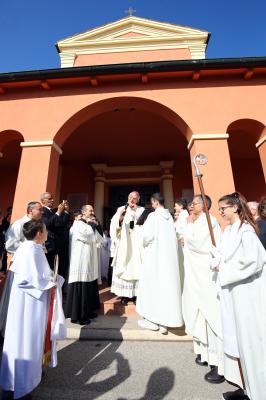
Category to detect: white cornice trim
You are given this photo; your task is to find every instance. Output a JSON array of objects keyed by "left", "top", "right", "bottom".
[
  {"left": 57, "top": 16, "right": 209, "bottom": 45},
  {"left": 20, "top": 140, "right": 63, "bottom": 155},
  {"left": 187, "top": 134, "right": 229, "bottom": 150},
  {"left": 256, "top": 135, "right": 266, "bottom": 148}
]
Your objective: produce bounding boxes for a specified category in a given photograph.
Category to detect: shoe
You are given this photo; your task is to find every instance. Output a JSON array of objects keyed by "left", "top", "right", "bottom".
[
  {"left": 204, "top": 366, "right": 225, "bottom": 384},
  {"left": 138, "top": 319, "right": 159, "bottom": 331},
  {"left": 79, "top": 319, "right": 91, "bottom": 325},
  {"left": 121, "top": 297, "right": 129, "bottom": 306},
  {"left": 222, "top": 389, "right": 250, "bottom": 400},
  {"left": 195, "top": 354, "right": 208, "bottom": 367},
  {"left": 159, "top": 325, "right": 168, "bottom": 335},
  {"left": 88, "top": 312, "right": 98, "bottom": 319}
]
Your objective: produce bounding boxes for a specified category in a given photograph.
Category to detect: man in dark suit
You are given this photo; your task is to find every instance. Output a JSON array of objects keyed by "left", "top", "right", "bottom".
[{"left": 40, "top": 193, "right": 70, "bottom": 284}]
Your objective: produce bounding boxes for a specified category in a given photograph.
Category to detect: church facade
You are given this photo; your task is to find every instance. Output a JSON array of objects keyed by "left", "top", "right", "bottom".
[{"left": 0, "top": 16, "right": 265, "bottom": 223}]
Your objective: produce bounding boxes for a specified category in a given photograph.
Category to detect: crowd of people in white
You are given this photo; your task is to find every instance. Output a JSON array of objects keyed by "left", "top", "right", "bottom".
[{"left": 0, "top": 189, "right": 266, "bottom": 400}]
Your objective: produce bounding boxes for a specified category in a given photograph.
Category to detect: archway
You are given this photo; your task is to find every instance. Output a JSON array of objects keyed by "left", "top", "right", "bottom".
[
  {"left": 55, "top": 97, "right": 193, "bottom": 226},
  {"left": 227, "top": 119, "right": 265, "bottom": 201},
  {"left": 0, "top": 130, "right": 24, "bottom": 214}
]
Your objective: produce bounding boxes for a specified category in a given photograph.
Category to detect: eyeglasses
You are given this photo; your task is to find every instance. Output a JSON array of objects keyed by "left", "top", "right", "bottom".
[
  {"left": 218, "top": 205, "right": 233, "bottom": 212},
  {"left": 191, "top": 202, "right": 201, "bottom": 206}
]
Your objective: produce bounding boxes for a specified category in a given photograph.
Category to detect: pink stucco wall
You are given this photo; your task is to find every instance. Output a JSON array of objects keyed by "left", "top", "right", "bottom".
[{"left": 74, "top": 48, "right": 191, "bottom": 66}]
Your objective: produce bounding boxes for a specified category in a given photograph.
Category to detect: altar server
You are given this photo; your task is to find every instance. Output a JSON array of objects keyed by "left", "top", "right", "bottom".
[
  {"left": 137, "top": 193, "right": 183, "bottom": 334},
  {"left": 212, "top": 192, "right": 266, "bottom": 400},
  {"left": 66, "top": 205, "right": 103, "bottom": 325},
  {"left": 182, "top": 194, "right": 226, "bottom": 383},
  {"left": 0, "top": 219, "right": 65, "bottom": 399}
]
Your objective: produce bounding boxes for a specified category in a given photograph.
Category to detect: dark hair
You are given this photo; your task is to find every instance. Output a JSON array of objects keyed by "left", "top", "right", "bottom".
[
  {"left": 219, "top": 192, "right": 258, "bottom": 233},
  {"left": 23, "top": 219, "right": 45, "bottom": 240},
  {"left": 151, "top": 193, "right": 165, "bottom": 206},
  {"left": 194, "top": 194, "right": 212, "bottom": 210},
  {"left": 258, "top": 197, "right": 266, "bottom": 219},
  {"left": 27, "top": 201, "right": 40, "bottom": 214},
  {"left": 175, "top": 198, "right": 188, "bottom": 211}
]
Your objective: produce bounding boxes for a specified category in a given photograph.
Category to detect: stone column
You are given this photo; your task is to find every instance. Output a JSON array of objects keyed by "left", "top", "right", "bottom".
[
  {"left": 256, "top": 135, "right": 266, "bottom": 183},
  {"left": 160, "top": 161, "right": 174, "bottom": 212},
  {"left": 188, "top": 134, "right": 235, "bottom": 217},
  {"left": 91, "top": 164, "right": 107, "bottom": 225},
  {"left": 11, "top": 140, "right": 62, "bottom": 221}
]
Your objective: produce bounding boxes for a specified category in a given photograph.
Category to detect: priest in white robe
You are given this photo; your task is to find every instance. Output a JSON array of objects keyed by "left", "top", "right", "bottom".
[
  {"left": 137, "top": 193, "right": 183, "bottom": 334},
  {"left": 182, "top": 194, "right": 227, "bottom": 384},
  {"left": 110, "top": 191, "right": 144, "bottom": 305},
  {"left": 66, "top": 205, "right": 103, "bottom": 325},
  {"left": 0, "top": 219, "right": 65, "bottom": 399},
  {"left": 212, "top": 192, "right": 266, "bottom": 400}
]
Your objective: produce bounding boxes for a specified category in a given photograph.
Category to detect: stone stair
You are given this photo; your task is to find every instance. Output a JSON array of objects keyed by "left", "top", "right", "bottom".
[{"left": 99, "top": 285, "right": 138, "bottom": 317}]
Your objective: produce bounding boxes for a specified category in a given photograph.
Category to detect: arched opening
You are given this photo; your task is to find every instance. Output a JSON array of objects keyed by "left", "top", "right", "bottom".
[
  {"left": 227, "top": 119, "right": 265, "bottom": 200},
  {"left": 54, "top": 97, "right": 193, "bottom": 226},
  {"left": 0, "top": 130, "right": 24, "bottom": 214}
]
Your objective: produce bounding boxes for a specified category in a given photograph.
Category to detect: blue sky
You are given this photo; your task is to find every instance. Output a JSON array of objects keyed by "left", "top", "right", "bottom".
[{"left": 1, "top": 0, "right": 266, "bottom": 72}]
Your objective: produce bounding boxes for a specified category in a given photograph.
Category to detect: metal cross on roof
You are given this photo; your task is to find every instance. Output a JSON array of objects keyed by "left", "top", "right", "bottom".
[{"left": 125, "top": 7, "right": 136, "bottom": 16}]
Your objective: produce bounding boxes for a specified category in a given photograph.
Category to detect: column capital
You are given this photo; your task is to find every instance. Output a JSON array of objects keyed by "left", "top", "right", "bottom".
[
  {"left": 20, "top": 140, "right": 63, "bottom": 155},
  {"left": 187, "top": 133, "right": 229, "bottom": 150},
  {"left": 160, "top": 161, "right": 174, "bottom": 180},
  {"left": 256, "top": 135, "right": 266, "bottom": 148},
  {"left": 91, "top": 163, "right": 107, "bottom": 173}
]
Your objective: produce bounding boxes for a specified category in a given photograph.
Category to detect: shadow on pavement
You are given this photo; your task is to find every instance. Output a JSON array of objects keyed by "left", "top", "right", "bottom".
[{"left": 118, "top": 367, "right": 175, "bottom": 400}]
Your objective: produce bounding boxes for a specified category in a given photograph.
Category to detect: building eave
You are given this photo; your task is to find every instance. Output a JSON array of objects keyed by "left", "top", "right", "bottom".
[{"left": 0, "top": 57, "right": 266, "bottom": 92}]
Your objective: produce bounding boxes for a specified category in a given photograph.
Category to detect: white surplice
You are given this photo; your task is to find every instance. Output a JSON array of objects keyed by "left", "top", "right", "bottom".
[
  {"left": 5, "top": 214, "right": 30, "bottom": 255},
  {"left": 136, "top": 208, "right": 183, "bottom": 327},
  {"left": 68, "top": 220, "right": 102, "bottom": 284},
  {"left": 0, "top": 240, "right": 63, "bottom": 399},
  {"left": 100, "top": 234, "right": 111, "bottom": 279},
  {"left": 111, "top": 205, "right": 144, "bottom": 297},
  {"left": 174, "top": 209, "right": 189, "bottom": 292},
  {"left": 182, "top": 213, "right": 225, "bottom": 370},
  {"left": 218, "top": 220, "right": 266, "bottom": 400}
]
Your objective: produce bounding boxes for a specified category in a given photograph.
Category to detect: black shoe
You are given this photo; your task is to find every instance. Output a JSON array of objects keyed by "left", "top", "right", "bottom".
[
  {"left": 195, "top": 354, "right": 208, "bottom": 366},
  {"left": 204, "top": 366, "right": 225, "bottom": 384},
  {"left": 88, "top": 312, "right": 98, "bottom": 319},
  {"left": 222, "top": 389, "right": 250, "bottom": 400},
  {"left": 121, "top": 297, "right": 129, "bottom": 306},
  {"left": 79, "top": 319, "right": 91, "bottom": 325}
]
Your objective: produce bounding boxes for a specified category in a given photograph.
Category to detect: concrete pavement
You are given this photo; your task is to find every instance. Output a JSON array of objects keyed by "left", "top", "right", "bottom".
[{"left": 31, "top": 340, "right": 234, "bottom": 400}]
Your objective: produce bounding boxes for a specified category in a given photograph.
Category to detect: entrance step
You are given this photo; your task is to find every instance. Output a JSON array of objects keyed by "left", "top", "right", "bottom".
[
  {"left": 99, "top": 285, "right": 138, "bottom": 317},
  {"left": 65, "top": 315, "right": 191, "bottom": 342}
]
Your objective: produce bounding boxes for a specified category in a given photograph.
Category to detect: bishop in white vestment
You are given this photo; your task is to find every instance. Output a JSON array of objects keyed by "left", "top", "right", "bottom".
[
  {"left": 110, "top": 191, "right": 144, "bottom": 304},
  {"left": 137, "top": 193, "right": 183, "bottom": 334},
  {"left": 0, "top": 220, "right": 65, "bottom": 399}
]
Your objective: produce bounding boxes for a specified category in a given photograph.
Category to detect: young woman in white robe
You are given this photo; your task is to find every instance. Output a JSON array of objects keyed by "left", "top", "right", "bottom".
[
  {"left": 0, "top": 220, "right": 65, "bottom": 399},
  {"left": 137, "top": 193, "right": 183, "bottom": 334},
  {"left": 212, "top": 192, "right": 266, "bottom": 400}
]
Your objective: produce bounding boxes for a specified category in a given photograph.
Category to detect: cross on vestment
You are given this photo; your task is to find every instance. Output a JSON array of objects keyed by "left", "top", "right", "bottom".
[{"left": 125, "top": 7, "right": 136, "bottom": 16}]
